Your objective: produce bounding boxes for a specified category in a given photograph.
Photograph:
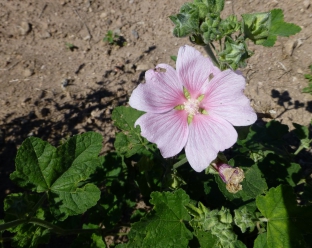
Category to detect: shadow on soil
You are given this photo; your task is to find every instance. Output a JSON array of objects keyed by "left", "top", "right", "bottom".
[{"left": 271, "top": 89, "right": 312, "bottom": 118}]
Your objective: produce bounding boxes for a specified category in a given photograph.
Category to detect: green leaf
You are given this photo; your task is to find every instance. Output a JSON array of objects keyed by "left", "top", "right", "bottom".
[
  {"left": 256, "top": 185, "right": 312, "bottom": 248},
  {"left": 269, "top": 9, "right": 301, "bottom": 37},
  {"left": 11, "top": 224, "right": 50, "bottom": 248},
  {"left": 194, "top": 229, "right": 218, "bottom": 247},
  {"left": 293, "top": 122, "right": 311, "bottom": 149},
  {"left": 10, "top": 132, "right": 102, "bottom": 218},
  {"left": 254, "top": 233, "right": 268, "bottom": 248},
  {"left": 169, "top": 3, "right": 200, "bottom": 37},
  {"left": 170, "top": 55, "right": 177, "bottom": 62},
  {"left": 120, "top": 189, "right": 192, "bottom": 247},
  {"left": 3, "top": 193, "right": 51, "bottom": 248},
  {"left": 3, "top": 193, "right": 43, "bottom": 225},
  {"left": 112, "top": 106, "right": 155, "bottom": 157},
  {"left": 302, "top": 82, "right": 312, "bottom": 94}
]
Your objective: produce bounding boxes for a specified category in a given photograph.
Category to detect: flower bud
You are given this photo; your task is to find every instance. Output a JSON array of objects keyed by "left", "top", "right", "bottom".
[{"left": 216, "top": 163, "right": 245, "bottom": 193}]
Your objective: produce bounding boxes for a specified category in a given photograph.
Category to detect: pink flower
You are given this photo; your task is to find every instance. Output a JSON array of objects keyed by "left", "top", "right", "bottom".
[{"left": 129, "top": 45, "right": 257, "bottom": 172}]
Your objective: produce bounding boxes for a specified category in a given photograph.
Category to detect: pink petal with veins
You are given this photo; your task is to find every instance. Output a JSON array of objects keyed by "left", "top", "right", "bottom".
[
  {"left": 135, "top": 109, "right": 189, "bottom": 158},
  {"left": 185, "top": 114, "right": 237, "bottom": 172},
  {"left": 176, "top": 45, "right": 220, "bottom": 98},
  {"left": 202, "top": 69, "right": 257, "bottom": 126},
  {"left": 129, "top": 64, "right": 185, "bottom": 113}
]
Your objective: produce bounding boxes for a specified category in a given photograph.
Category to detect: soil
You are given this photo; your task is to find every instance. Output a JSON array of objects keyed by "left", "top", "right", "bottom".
[{"left": 0, "top": 0, "right": 312, "bottom": 246}]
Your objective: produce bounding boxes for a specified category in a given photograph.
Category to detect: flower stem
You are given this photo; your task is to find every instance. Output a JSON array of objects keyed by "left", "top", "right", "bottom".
[
  {"left": 0, "top": 219, "right": 27, "bottom": 232},
  {"left": 172, "top": 157, "right": 188, "bottom": 170},
  {"left": 204, "top": 43, "right": 220, "bottom": 68}
]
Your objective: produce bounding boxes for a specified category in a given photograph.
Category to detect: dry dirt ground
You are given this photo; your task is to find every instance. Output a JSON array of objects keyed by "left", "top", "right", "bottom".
[{"left": 0, "top": 0, "right": 312, "bottom": 243}]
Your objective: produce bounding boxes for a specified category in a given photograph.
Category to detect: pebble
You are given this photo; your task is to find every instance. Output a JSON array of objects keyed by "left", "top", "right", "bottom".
[
  {"left": 23, "top": 68, "right": 34, "bottom": 77},
  {"left": 100, "top": 12, "right": 107, "bottom": 19},
  {"left": 40, "top": 31, "right": 51, "bottom": 39},
  {"left": 304, "top": 0, "right": 311, "bottom": 8},
  {"left": 284, "top": 39, "right": 297, "bottom": 56},
  {"left": 136, "top": 63, "right": 154, "bottom": 71},
  {"left": 131, "top": 30, "right": 139, "bottom": 39},
  {"left": 19, "top": 21, "right": 31, "bottom": 35},
  {"left": 297, "top": 68, "right": 304, "bottom": 74}
]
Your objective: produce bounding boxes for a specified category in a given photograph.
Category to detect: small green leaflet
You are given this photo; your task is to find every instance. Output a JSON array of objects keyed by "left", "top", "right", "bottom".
[
  {"left": 118, "top": 189, "right": 192, "bottom": 247},
  {"left": 256, "top": 185, "right": 312, "bottom": 248},
  {"left": 10, "top": 132, "right": 102, "bottom": 218},
  {"left": 112, "top": 106, "right": 155, "bottom": 157}
]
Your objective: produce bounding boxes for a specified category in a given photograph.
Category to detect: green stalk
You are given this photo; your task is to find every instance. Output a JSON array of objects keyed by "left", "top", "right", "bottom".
[
  {"left": 0, "top": 219, "right": 27, "bottom": 232},
  {"left": 172, "top": 157, "right": 188, "bottom": 170},
  {"left": 204, "top": 43, "right": 220, "bottom": 68}
]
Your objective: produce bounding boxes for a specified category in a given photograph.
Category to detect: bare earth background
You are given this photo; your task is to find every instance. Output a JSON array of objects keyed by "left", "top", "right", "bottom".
[{"left": 0, "top": 0, "right": 312, "bottom": 245}]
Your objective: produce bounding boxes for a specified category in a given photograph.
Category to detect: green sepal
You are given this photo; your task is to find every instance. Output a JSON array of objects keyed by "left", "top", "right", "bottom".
[
  {"left": 194, "top": 0, "right": 225, "bottom": 14},
  {"left": 218, "top": 37, "right": 252, "bottom": 70},
  {"left": 242, "top": 12, "right": 271, "bottom": 44},
  {"left": 220, "top": 15, "right": 241, "bottom": 36},
  {"left": 234, "top": 207, "right": 257, "bottom": 233},
  {"left": 200, "top": 13, "right": 222, "bottom": 43}
]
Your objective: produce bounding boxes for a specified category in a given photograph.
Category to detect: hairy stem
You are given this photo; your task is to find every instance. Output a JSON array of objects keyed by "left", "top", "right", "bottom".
[
  {"left": 204, "top": 43, "right": 220, "bottom": 68},
  {"left": 172, "top": 157, "right": 188, "bottom": 170}
]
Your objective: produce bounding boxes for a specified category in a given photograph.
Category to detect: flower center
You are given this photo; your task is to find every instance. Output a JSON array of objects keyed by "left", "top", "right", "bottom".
[{"left": 184, "top": 99, "right": 200, "bottom": 116}]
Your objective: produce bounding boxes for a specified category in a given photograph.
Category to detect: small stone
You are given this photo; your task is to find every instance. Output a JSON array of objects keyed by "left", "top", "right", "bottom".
[
  {"left": 304, "top": 0, "right": 311, "bottom": 8},
  {"left": 100, "top": 12, "right": 107, "bottom": 18},
  {"left": 125, "top": 63, "right": 135, "bottom": 72},
  {"left": 297, "top": 68, "right": 304, "bottom": 74},
  {"left": 40, "top": 31, "right": 51, "bottom": 39},
  {"left": 284, "top": 39, "right": 297, "bottom": 56},
  {"left": 136, "top": 63, "right": 154, "bottom": 71},
  {"left": 90, "top": 108, "right": 103, "bottom": 118},
  {"left": 23, "top": 68, "right": 34, "bottom": 77},
  {"left": 131, "top": 30, "right": 139, "bottom": 39},
  {"left": 19, "top": 21, "right": 31, "bottom": 35},
  {"left": 83, "top": 35, "right": 91, "bottom": 41}
]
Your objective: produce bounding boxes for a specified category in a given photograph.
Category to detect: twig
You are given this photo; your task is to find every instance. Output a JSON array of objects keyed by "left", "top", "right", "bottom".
[
  {"left": 0, "top": 61, "right": 20, "bottom": 71},
  {"left": 38, "top": 4, "right": 47, "bottom": 18},
  {"left": 72, "top": 7, "right": 92, "bottom": 41}
]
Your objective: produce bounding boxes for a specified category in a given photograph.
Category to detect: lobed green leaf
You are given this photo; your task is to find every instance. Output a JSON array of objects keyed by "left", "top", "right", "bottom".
[
  {"left": 119, "top": 189, "right": 192, "bottom": 247},
  {"left": 10, "top": 132, "right": 102, "bottom": 218},
  {"left": 256, "top": 185, "right": 312, "bottom": 248}
]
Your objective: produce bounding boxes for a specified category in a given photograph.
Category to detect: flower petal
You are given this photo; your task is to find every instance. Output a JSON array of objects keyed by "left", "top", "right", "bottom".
[
  {"left": 176, "top": 45, "right": 220, "bottom": 98},
  {"left": 135, "top": 110, "right": 189, "bottom": 158},
  {"left": 129, "top": 64, "right": 185, "bottom": 113},
  {"left": 185, "top": 114, "right": 237, "bottom": 172},
  {"left": 202, "top": 69, "right": 257, "bottom": 126}
]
